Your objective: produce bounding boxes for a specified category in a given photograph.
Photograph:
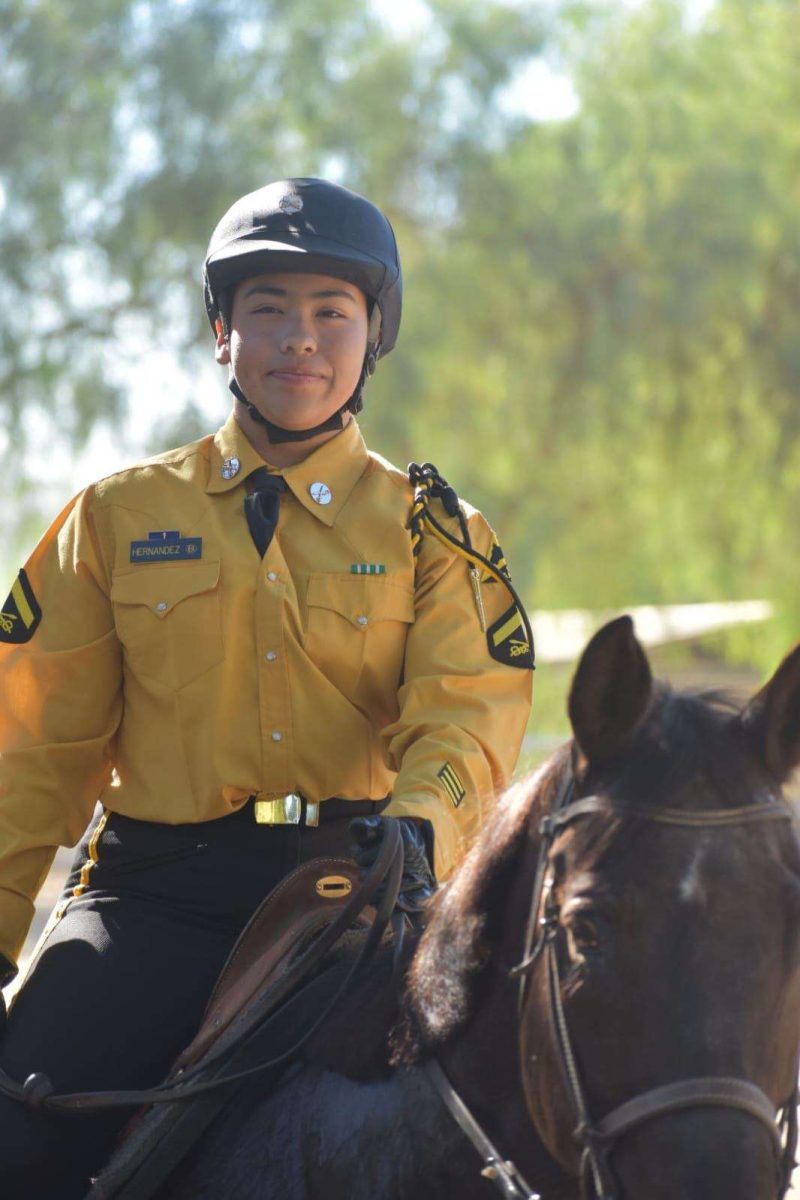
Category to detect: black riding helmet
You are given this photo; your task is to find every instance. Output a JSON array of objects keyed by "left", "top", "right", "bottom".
[{"left": 204, "top": 178, "right": 403, "bottom": 442}]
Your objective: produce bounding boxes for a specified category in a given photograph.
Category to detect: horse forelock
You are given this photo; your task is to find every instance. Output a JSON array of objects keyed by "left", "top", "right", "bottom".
[
  {"left": 590, "top": 684, "right": 773, "bottom": 810},
  {"left": 391, "top": 748, "right": 570, "bottom": 1064},
  {"left": 564, "top": 685, "right": 800, "bottom": 888}
]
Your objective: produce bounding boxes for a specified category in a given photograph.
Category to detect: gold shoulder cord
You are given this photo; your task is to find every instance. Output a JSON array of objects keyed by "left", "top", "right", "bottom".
[{"left": 408, "top": 462, "right": 535, "bottom": 664}]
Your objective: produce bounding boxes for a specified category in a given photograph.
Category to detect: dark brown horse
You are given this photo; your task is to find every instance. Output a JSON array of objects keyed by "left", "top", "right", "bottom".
[{"left": 161, "top": 616, "right": 800, "bottom": 1200}]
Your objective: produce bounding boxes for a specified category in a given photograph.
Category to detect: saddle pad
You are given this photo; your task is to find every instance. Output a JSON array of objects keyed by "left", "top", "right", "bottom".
[
  {"left": 174, "top": 855, "right": 364, "bottom": 1070},
  {"left": 85, "top": 965, "right": 348, "bottom": 1200}
]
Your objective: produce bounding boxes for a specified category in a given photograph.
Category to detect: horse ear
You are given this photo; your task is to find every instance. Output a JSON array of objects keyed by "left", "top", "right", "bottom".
[
  {"left": 739, "top": 642, "right": 800, "bottom": 782},
  {"left": 568, "top": 615, "right": 653, "bottom": 765}
]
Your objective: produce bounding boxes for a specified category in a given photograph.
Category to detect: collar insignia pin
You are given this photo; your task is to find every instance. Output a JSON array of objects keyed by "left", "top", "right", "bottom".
[
  {"left": 309, "top": 482, "right": 333, "bottom": 506},
  {"left": 221, "top": 456, "right": 241, "bottom": 480}
]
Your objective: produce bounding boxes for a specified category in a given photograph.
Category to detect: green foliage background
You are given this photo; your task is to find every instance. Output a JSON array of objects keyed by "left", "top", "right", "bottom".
[{"left": 2, "top": 0, "right": 799, "bottom": 724}]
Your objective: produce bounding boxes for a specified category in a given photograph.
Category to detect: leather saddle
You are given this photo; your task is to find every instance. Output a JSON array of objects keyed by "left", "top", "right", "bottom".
[
  {"left": 85, "top": 853, "right": 382, "bottom": 1200},
  {"left": 175, "top": 855, "right": 368, "bottom": 1072}
]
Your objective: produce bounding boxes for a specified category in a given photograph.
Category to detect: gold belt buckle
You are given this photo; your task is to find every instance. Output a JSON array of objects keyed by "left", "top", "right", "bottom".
[{"left": 254, "top": 794, "right": 320, "bottom": 827}]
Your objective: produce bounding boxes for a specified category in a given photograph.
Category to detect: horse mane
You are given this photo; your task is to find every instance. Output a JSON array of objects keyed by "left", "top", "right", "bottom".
[{"left": 391, "top": 746, "right": 570, "bottom": 1064}]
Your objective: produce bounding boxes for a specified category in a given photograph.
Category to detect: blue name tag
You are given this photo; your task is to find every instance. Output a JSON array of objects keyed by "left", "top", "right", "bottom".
[{"left": 129, "top": 532, "right": 203, "bottom": 563}]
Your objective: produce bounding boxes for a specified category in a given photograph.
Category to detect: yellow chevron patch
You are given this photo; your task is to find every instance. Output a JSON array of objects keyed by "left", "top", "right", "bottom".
[
  {"left": 437, "top": 762, "right": 466, "bottom": 808},
  {"left": 0, "top": 569, "right": 42, "bottom": 644}
]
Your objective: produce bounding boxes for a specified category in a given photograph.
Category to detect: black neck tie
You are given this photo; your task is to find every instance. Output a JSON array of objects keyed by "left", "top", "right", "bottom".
[{"left": 244, "top": 469, "right": 288, "bottom": 557}]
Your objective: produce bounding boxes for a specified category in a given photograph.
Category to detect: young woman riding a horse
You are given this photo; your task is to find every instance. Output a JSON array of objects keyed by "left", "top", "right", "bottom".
[
  {"left": 161, "top": 617, "right": 800, "bottom": 1200},
  {"left": 0, "top": 178, "right": 534, "bottom": 1198}
]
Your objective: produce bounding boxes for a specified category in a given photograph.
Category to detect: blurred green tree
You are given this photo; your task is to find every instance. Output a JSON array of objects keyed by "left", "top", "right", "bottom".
[
  {"left": 3, "top": 0, "right": 800, "bottom": 669},
  {"left": 389, "top": 0, "right": 800, "bottom": 668},
  {"left": 0, "top": 0, "right": 545, "bottom": 473}
]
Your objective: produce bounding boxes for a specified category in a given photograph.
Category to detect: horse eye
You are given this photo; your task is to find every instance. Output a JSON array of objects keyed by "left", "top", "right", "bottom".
[{"left": 566, "top": 915, "right": 600, "bottom": 955}]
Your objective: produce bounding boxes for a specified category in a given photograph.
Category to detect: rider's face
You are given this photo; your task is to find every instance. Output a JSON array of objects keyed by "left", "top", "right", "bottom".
[{"left": 216, "top": 271, "right": 369, "bottom": 433}]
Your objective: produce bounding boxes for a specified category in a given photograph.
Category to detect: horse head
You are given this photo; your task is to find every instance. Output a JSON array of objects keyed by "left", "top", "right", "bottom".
[{"left": 520, "top": 616, "right": 800, "bottom": 1200}]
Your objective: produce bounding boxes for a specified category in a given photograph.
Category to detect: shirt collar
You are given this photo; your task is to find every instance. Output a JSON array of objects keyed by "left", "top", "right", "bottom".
[
  {"left": 282, "top": 418, "right": 369, "bottom": 527},
  {"left": 206, "top": 412, "right": 272, "bottom": 495},
  {"left": 206, "top": 411, "right": 369, "bottom": 526}
]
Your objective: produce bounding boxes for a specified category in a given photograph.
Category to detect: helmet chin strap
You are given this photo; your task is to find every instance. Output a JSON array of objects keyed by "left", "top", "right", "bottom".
[
  {"left": 228, "top": 376, "right": 347, "bottom": 443},
  {"left": 228, "top": 344, "right": 378, "bottom": 445}
]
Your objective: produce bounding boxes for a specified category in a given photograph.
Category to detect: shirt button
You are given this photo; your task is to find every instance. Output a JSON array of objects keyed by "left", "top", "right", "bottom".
[
  {"left": 156, "top": 601, "right": 168, "bottom": 612},
  {"left": 265, "top": 650, "right": 277, "bottom": 662},
  {"left": 267, "top": 571, "right": 278, "bottom": 582},
  {"left": 271, "top": 730, "right": 282, "bottom": 742},
  {"left": 356, "top": 614, "right": 369, "bottom": 626}
]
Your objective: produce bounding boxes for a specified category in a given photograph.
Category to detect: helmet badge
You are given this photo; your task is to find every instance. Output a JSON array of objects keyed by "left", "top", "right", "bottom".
[{"left": 278, "top": 193, "right": 303, "bottom": 215}]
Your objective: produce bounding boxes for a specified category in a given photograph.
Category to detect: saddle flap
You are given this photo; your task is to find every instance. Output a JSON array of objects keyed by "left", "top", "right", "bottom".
[{"left": 175, "top": 856, "right": 364, "bottom": 1070}]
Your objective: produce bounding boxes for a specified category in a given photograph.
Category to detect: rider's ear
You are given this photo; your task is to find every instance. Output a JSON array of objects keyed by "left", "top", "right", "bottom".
[
  {"left": 215, "top": 318, "right": 231, "bottom": 365},
  {"left": 568, "top": 615, "right": 652, "bottom": 767},
  {"left": 739, "top": 642, "right": 800, "bottom": 783}
]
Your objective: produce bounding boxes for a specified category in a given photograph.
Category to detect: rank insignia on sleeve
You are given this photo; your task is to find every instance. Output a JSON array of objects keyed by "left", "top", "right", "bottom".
[
  {"left": 0, "top": 569, "right": 42, "bottom": 643},
  {"left": 487, "top": 603, "right": 535, "bottom": 669},
  {"left": 438, "top": 762, "right": 466, "bottom": 808}
]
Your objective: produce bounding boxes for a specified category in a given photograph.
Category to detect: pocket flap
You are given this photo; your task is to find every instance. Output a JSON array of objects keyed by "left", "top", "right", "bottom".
[
  {"left": 307, "top": 574, "right": 415, "bottom": 627},
  {"left": 111, "top": 561, "right": 221, "bottom": 618}
]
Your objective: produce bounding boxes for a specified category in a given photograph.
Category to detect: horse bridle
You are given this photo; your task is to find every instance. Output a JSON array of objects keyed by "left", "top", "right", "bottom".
[
  {"left": 426, "top": 769, "right": 799, "bottom": 1200},
  {"left": 506, "top": 768, "right": 800, "bottom": 1200},
  {"left": 4, "top": 786, "right": 795, "bottom": 1200}
]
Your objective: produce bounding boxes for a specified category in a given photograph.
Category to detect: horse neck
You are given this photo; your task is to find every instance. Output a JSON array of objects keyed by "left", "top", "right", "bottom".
[{"left": 438, "top": 818, "right": 576, "bottom": 1198}]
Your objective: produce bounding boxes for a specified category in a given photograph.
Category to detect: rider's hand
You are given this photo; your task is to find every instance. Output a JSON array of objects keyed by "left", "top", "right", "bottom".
[{"left": 350, "top": 815, "right": 436, "bottom": 914}]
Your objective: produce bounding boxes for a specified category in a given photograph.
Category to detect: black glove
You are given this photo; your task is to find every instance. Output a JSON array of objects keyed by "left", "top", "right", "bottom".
[{"left": 350, "top": 815, "right": 437, "bottom": 914}]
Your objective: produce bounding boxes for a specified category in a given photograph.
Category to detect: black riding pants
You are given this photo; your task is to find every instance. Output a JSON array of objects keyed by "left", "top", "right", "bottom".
[{"left": 0, "top": 801, "right": 359, "bottom": 1200}]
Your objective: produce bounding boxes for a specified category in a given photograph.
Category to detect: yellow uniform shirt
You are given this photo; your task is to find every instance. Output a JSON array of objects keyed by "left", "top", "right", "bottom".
[{"left": 0, "top": 414, "right": 532, "bottom": 965}]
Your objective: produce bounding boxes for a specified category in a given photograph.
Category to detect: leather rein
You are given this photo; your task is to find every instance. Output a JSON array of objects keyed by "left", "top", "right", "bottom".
[
  {"left": 427, "top": 771, "right": 799, "bottom": 1200},
  {"left": 0, "top": 821, "right": 405, "bottom": 1115},
  {"left": 3, "top": 794, "right": 796, "bottom": 1199}
]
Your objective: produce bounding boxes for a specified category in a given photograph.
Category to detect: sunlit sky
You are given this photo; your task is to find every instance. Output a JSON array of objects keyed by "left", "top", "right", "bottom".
[{"left": 34, "top": 0, "right": 715, "bottom": 509}]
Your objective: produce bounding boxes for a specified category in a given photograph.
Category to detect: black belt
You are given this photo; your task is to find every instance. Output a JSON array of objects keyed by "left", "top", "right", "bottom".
[{"left": 250, "top": 794, "right": 389, "bottom": 827}]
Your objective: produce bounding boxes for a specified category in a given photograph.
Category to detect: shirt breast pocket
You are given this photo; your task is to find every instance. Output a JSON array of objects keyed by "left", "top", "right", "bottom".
[
  {"left": 305, "top": 574, "right": 415, "bottom": 699},
  {"left": 111, "top": 561, "right": 223, "bottom": 690}
]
